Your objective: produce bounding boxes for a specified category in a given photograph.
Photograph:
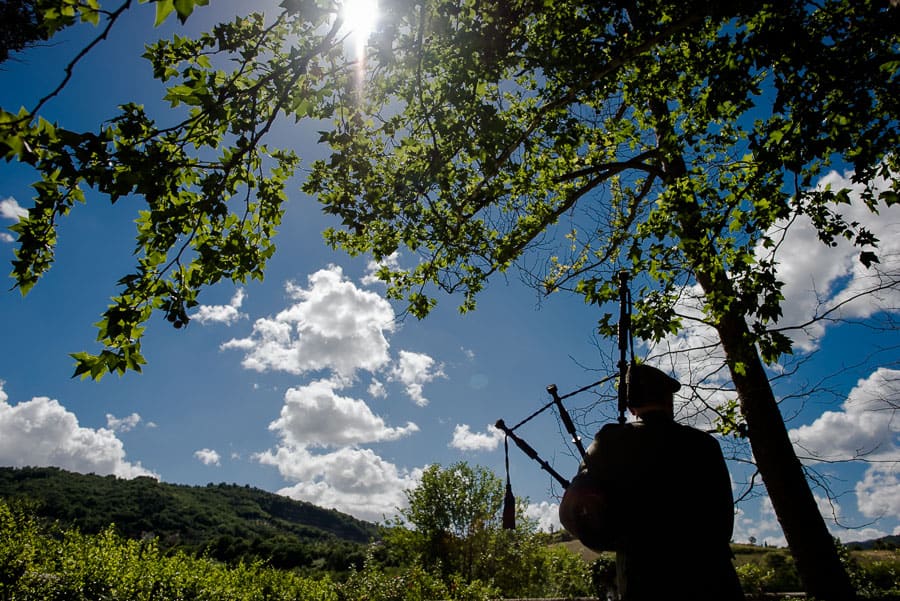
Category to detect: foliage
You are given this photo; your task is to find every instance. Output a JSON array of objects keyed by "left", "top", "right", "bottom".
[
  {"left": 733, "top": 543, "right": 900, "bottom": 600},
  {"left": 4, "top": 494, "right": 895, "bottom": 601},
  {"left": 2, "top": 0, "right": 338, "bottom": 379},
  {"left": 380, "top": 462, "right": 594, "bottom": 599},
  {"left": 536, "top": 544, "right": 595, "bottom": 598},
  {"left": 0, "top": 466, "right": 375, "bottom": 572},
  {"left": 0, "top": 493, "right": 597, "bottom": 601},
  {"left": 837, "top": 539, "right": 900, "bottom": 601},
  {"left": 590, "top": 554, "right": 618, "bottom": 600},
  {"left": 335, "top": 551, "right": 455, "bottom": 601},
  {"left": 0, "top": 498, "right": 338, "bottom": 600},
  {"left": 306, "top": 0, "right": 899, "bottom": 335},
  {"left": 850, "top": 537, "right": 900, "bottom": 552},
  {"left": 735, "top": 562, "right": 776, "bottom": 599},
  {"left": 735, "top": 550, "right": 803, "bottom": 598},
  {"left": 0, "top": 0, "right": 46, "bottom": 63},
  {"left": 387, "top": 462, "right": 506, "bottom": 579}
]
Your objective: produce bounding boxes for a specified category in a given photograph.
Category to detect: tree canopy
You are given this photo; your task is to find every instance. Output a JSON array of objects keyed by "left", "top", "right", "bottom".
[{"left": 2, "top": 1, "right": 898, "bottom": 599}]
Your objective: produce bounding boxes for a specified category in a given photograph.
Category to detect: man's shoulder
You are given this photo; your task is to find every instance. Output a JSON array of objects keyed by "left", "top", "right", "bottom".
[
  {"left": 594, "top": 421, "right": 629, "bottom": 439},
  {"left": 673, "top": 421, "right": 717, "bottom": 438},
  {"left": 670, "top": 422, "right": 724, "bottom": 453}
]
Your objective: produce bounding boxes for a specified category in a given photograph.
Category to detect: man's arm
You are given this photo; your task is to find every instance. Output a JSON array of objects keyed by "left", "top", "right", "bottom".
[
  {"left": 558, "top": 424, "right": 622, "bottom": 551},
  {"left": 703, "top": 433, "right": 737, "bottom": 544},
  {"left": 559, "top": 470, "right": 617, "bottom": 551}
]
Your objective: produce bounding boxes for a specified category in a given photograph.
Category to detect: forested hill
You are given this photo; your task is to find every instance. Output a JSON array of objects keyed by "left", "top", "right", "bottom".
[{"left": 0, "top": 466, "right": 379, "bottom": 570}]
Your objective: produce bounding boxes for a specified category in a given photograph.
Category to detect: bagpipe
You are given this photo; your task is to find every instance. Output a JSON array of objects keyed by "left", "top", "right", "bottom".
[{"left": 496, "top": 271, "right": 635, "bottom": 529}]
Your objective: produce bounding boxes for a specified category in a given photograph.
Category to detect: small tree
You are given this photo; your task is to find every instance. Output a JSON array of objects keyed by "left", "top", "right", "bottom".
[
  {"left": 386, "top": 462, "right": 504, "bottom": 580},
  {"left": 381, "top": 462, "right": 585, "bottom": 598}
]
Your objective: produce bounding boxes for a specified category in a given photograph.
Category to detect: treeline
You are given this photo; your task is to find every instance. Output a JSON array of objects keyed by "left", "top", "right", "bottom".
[{"left": 0, "top": 467, "right": 376, "bottom": 572}]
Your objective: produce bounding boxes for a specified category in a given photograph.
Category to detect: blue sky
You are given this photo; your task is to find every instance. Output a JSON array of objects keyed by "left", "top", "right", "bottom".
[{"left": 1, "top": 1, "right": 898, "bottom": 545}]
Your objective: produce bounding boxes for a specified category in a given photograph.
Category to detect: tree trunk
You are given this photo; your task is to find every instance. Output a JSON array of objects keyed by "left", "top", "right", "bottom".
[{"left": 713, "top": 306, "right": 857, "bottom": 601}]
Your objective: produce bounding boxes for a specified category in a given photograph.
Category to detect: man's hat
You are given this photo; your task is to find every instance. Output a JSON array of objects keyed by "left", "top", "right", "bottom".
[{"left": 626, "top": 363, "right": 681, "bottom": 408}]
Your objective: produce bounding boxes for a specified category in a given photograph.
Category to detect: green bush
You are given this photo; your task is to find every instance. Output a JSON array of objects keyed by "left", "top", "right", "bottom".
[
  {"left": 0, "top": 499, "right": 337, "bottom": 601},
  {"left": 591, "top": 555, "right": 618, "bottom": 600},
  {"left": 539, "top": 544, "right": 594, "bottom": 598},
  {"left": 735, "top": 562, "right": 775, "bottom": 598},
  {"left": 850, "top": 559, "right": 900, "bottom": 600}
]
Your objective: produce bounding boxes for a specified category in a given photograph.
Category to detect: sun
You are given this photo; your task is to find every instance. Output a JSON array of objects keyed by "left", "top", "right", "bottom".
[{"left": 341, "top": 0, "right": 379, "bottom": 45}]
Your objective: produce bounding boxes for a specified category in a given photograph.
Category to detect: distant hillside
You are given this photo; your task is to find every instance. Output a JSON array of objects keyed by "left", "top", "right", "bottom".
[
  {"left": 847, "top": 535, "right": 900, "bottom": 551},
  {"left": 0, "top": 466, "right": 379, "bottom": 571}
]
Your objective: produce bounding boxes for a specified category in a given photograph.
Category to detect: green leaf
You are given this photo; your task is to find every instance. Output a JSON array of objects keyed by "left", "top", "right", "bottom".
[
  {"left": 880, "top": 190, "right": 898, "bottom": 207},
  {"left": 70, "top": 352, "right": 102, "bottom": 380},
  {"left": 859, "top": 250, "right": 880, "bottom": 268},
  {"left": 174, "top": 0, "right": 197, "bottom": 23},
  {"left": 154, "top": 0, "right": 175, "bottom": 26}
]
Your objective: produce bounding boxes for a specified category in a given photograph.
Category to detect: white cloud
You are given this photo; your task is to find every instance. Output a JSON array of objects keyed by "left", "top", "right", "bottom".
[
  {"left": 0, "top": 197, "right": 26, "bottom": 242},
  {"left": 731, "top": 493, "right": 893, "bottom": 546},
  {"left": 257, "top": 445, "right": 422, "bottom": 522},
  {"left": 763, "top": 168, "right": 900, "bottom": 351},
  {"left": 223, "top": 265, "right": 455, "bottom": 523},
  {"left": 525, "top": 500, "right": 561, "bottom": 533},
  {"left": 450, "top": 423, "right": 502, "bottom": 451},
  {"left": 855, "top": 466, "right": 900, "bottom": 521},
  {"left": 268, "top": 378, "right": 419, "bottom": 448},
  {"left": 645, "top": 167, "right": 900, "bottom": 544},
  {"left": 0, "top": 387, "right": 156, "bottom": 479},
  {"left": 193, "top": 288, "right": 247, "bottom": 325},
  {"left": 0, "top": 197, "right": 28, "bottom": 220},
  {"left": 194, "top": 448, "right": 221, "bottom": 466},
  {"left": 361, "top": 252, "right": 400, "bottom": 286},
  {"left": 648, "top": 288, "right": 732, "bottom": 428},
  {"left": 368, "top": 378, "right": 386, "bottom": 398},
  {"left": 659, "top": 166, "right": 899, "bottom": 362},
  {"left": 814, "top": 491, "right": 891, "bottom": 543},
  {"left": 788, "top": 369, "right": 899, "bottom": 534},
  {"left": 389, "top": 350, "right": 446, "bottom": 406},
  {"left": 106, "top": 412, "right": 141, "bottom": 433},
  {"left": 733, "top": 498, "right": 788, "bottom": 547},
  {"left": 789, "top": 368, "right": 899, "bottom": 464},
  {"left": 255, "top": 376, "right": 425, "bottom": 521},
  {"left": 222, "top": 265, "right": 395, "bottom": 378}
]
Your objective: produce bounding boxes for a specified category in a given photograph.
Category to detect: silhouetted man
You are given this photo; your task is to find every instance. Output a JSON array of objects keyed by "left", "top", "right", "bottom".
[{"left": 559, "top": 363, "right": 743, "bottom": 601}]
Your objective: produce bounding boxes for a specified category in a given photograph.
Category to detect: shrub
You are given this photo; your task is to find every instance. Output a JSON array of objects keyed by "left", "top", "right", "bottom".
[
  {"left": 0, "top": 499, "right": 337, "bottom": 601},
  {"left": 736, "top": 562, "right": 775, "bottom": 598}
]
